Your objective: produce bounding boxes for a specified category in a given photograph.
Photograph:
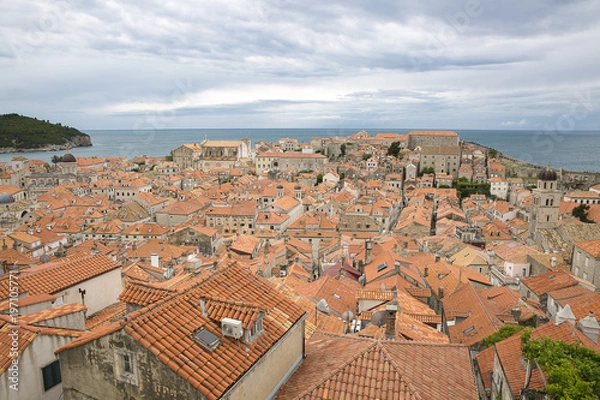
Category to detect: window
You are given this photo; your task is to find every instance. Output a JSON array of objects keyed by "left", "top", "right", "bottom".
[
  {"left": 42, "top": 360, "right": 61, "bottom": 391},
  {"left": 114, "top": 350, "right": 138, "bottom": 385}
]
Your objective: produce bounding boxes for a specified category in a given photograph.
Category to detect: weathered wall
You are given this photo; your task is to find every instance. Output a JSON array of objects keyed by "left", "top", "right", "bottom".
[
  {"left": 60, "top": 330, "right": 205, "bottom": 400},
  {"left": 225, "top": 318, "right": 305, "bottom": 400}
]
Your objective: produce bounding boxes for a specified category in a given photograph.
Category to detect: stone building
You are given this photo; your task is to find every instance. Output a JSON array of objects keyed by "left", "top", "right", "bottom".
[
  {"left": 418, "top": 145, "right": 461, "bottom": 178},
  {"left": 407, "top": 130, "right": 459, "bottom": 150},
  {"left": 56, "top": 262, "right": 307, "bottom": 400},
  {"left": 528, "top": 167, "right": 561, "bottom": 244},
  {"left": 571, "top": 239, "right": 600, "bottom": 288},
  {"left": 255, "top": 152, "right": 327, "bottom": 175},
  {"left": 172, "top": 139, "right": 251, "bottom": 172}
]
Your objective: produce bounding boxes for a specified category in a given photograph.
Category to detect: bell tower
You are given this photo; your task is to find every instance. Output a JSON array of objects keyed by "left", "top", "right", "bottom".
[{"left": 529, "top": 165, "right": 560, "bottom": 243}]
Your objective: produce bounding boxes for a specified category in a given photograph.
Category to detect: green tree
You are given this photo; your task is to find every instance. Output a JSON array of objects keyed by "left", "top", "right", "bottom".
[
  {"left": 521, "top": 331, "right": 600, "bottom": 399},
  {"left": 572, "top": 204, "right": 592, "bottom": 223},
  {"left": 481, "top": 325, "right": 525, "bottom": 348},
  {"left": 419, "top": 167, "right": 435, "bottom": 176},
  {"left": 488, "top": 148, "right": 498, "bottom": 158},
  {"left": 340, "top": 143, "right": 347, "bottom": 157},
  {"left": 51, "top": 155, "right": 62, "bottom": 166},
  {"left": 362, "top": 153, "right": 372, "bottom": 161},
  {"left": 387, "top": 141, "right": 401, "bottom": 158},
  {"left": 316, "top": 173, "right": 323, "bottom": 185}
]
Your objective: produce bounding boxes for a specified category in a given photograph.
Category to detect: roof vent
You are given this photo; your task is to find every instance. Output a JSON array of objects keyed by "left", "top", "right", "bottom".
[{"left": 221, "top": 318, "right": 243, "bottom": 339}]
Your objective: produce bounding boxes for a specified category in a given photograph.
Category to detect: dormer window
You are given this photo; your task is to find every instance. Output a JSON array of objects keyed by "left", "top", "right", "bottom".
[{"left": 245, "top": 313, "right": 265, "bottom": 343}]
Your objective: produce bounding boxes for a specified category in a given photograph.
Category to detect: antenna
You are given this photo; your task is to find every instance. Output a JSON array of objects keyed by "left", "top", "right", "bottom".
[
  {"left": 316, "top": 299, "right": 330, "bottom": 315},
  {"left": 370, "top": 310, "right": 387, "bottom": 327}
]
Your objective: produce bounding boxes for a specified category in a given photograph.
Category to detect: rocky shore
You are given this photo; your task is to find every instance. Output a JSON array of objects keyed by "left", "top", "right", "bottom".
[{"left": 0, "top": 135, "right": 92, "bottom": 154}]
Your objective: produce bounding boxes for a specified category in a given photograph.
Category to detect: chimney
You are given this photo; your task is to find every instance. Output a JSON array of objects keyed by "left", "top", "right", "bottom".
[
  {"left": 511, "top": 308, "right": 522, "bottom": 322},
  {"left": 550, "top": 257, "right": 557, "bottom": 268},
  {"left": 578, "top": 312, "right": 599, "bottom": 344},
  {"left": 199, "top": 297, "right": 209, "bottom": 317},
  {"left": 365, "top": 240, "right": 373, "bottom": 265},
  {"left": 150, "top": 253, "right": 160, "bottom": 268},
  {"left": 556, "top": 304, "right": 576, "bottom": 326},
  {"left": 384, "top": 301, "right": 399, "bottom": 339},
  {"left": 438, "top": 286, "right": 445, "bottom": 299},
  {"left": 424, "top": 265, "right": 429, "bottom": 278},
  {"left": 435, "top": 255, "right": 440, "bottom": 262}
]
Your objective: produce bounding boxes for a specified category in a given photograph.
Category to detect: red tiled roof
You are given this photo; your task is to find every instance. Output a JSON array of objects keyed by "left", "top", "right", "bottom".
[
  {"left": 0, "top": 255, "right": 120, "bottom": 299},
  {"left": 277, "top": 332, "right": 477, "bottom": 400},
  {"left": 57, "top": 261, "right": 306, "bottom": 400}
]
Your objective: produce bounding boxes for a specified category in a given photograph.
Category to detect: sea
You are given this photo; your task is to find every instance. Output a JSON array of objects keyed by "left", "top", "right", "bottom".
[{"left": 1, "top": 128, "right": 599, "bottom": 173}]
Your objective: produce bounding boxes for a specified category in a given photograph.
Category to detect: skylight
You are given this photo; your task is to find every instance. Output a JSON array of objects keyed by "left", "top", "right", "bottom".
[
  {"left": 192, "top": 327, "right": 221, "bottom": 351},
  {"left": 462, "top": 326, "right": 475, "bottom": 334}
]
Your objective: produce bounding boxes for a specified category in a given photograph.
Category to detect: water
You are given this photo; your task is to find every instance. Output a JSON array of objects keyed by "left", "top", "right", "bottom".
[{"left": 1, "top": 128, "right": 599, "bottom": 172}]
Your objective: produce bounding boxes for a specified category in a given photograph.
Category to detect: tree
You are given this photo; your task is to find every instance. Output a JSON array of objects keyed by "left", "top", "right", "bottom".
[
  {"left": 572, "top": 203, "right": 592, "bottom": 223},
  {"left": 387, "top": 141, "right": 401, "bottom": 158},
  {"left": 481, "top": 325, "right": 525, "bottom": 348},
  {"left": 316, "top": 173, "right": 323, "bottom": 185},
  {"left": 419, "top": 167, "right": 435, "bottom": 176},
  {"left": 488, "top": 148, "right": 498, "bottom": 158},
  {"left": 521, "top": 330, "right": 600, "bottom": 399},
  {"left": 362, "top": 153, "right": 372, "bottom": 161},
  {"left": 51, "top": 155, "right": 62, "bottom": 166},
  {"left": 340, "top": 143, "right": 347, "bottom": 157}
]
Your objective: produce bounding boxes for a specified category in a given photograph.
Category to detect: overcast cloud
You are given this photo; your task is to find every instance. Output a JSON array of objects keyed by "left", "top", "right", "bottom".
[{"left": 1, "top": 0, "right": 599, "bottom": 130}]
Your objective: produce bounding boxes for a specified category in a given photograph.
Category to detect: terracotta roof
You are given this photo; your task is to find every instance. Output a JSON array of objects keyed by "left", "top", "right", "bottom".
[
  {"left": 277, "top": 332, "right": 477, "bottom": 400},
  {"left": 19, "top": 303, "right": 87, "bottom": 325},
  {"left": 574, "top": 239, "right": 600, "bottom": 258},
  {"left": 0, "top": 255, "right": 120, "bottom": 299},
  {"left": 443, "top": 282, "right": 504, "bottom": 346},
  {"left": 57, "top": 262, "right": 306, "bottom": 400},
  {"left": 86, "top": 302, "right": 127, "bottom": 330},
  {"left": 521, "top": 270, "right": 578, "bottom": 297},
  {"left": 119, "top": 279, "right": 174, "bottom": 307}
]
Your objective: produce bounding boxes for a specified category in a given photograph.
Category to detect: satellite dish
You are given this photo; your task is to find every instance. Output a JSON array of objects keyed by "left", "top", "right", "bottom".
[
  {"left": 316, "top": 299, "right": 330, "bottom": 315},
  {"left": 342, "top": 310, "right": 354, "bottom": 322},
  {"left": 370, "top": 310, "right": 387, "bottom": 327}
]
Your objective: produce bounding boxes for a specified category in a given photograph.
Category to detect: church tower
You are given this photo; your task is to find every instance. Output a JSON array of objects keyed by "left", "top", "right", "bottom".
[{"left": 529, "top": 166, "right": 561, "bottom": 243}]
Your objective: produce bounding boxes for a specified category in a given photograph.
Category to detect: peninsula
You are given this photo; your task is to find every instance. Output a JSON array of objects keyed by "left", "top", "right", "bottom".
[{"left": 0, "top": 113, "right": 92, "bottom": 153}]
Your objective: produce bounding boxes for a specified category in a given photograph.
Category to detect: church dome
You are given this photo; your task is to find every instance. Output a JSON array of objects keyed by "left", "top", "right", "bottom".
[
  {"left": 294, "top": 185, "right": 302, "bottom": 191},
  {"left": 62, "top": 153, "right": 77, "bottom": 163},
  {"left": 538, "top": 167, "right": 557, "bottom": 181},
  {"left": 0, "top": 192, "right": 15, "bottom": 204}
]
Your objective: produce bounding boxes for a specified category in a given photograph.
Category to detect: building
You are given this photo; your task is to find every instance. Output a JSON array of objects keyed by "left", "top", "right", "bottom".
[
  {"left": 488, "top": 177, "right": 508, "bottom": 200},
  {"left": 172, "top": 139, "right": 251, "bottom": 172},
  {"left": 56, "top": 262, "right": 307, "bottom": 400},
  {"left": 408, "top": 130, "right": 460, "bottom": 150},
  {"left": 255, "top": 152, "right": 327, "bottom": 175},
  {"left": 571, "top": 239, "right": 600, "bottom": 288},
  {"left": 418, "top": 145, "right": 461, "bottom": 178},
  {"left": 528, "top": 167, "right": 561, "bottom": 244}
]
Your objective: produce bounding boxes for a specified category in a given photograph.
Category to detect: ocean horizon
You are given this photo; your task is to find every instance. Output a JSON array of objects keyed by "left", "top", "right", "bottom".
[{"left": 1, "top": 128, "right": 599, "bottom": 173}]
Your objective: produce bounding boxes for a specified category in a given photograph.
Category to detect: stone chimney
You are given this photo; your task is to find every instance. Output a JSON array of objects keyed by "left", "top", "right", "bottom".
[
  {"left": 424, "top": 265, "right": 429, "bottom": 278},
  {"left": 556, "top": 304, "right": 576, "bottom": 326},
  {"left": 578, "top": 312, "right": 599, "bottom": 344},
  {"left": 365, "top": 240, "right": 373, "bottom": 265},
  {"left": 438, "top": 286, "right": 445, "bottom": 299},
  {"left": 276, "top": 184, "right": 284, "bottom": 199},
  {"left": 384, "top": 301, "right": 399, "bottom": 339},
  {"left": 150, "top": 253, "right": 160, "bottom": 268}
]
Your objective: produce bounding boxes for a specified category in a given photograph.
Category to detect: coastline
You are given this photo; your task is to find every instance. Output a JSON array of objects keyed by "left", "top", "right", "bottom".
[{"left": 0, "top": 143, "right": 92, "bottom": 154}]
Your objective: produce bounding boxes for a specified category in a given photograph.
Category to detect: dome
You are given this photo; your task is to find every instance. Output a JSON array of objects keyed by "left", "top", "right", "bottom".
[
  {"left": 276, "top": 184, "right": 284, "bottom": 189},
  {"left": 294, "top": 185, "right": 302, "bottom": 190},
  {"left": 62, "top": 153, "right": 77, "bottom": 163},
  {"left": 0, "top": 192, "right": 15, "bottom": 204},
  {"left": 538, "top": 166, "right": 557, "bottom": 181}
]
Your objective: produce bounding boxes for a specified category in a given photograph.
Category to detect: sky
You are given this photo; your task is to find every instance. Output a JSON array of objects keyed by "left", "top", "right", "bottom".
[{"left": 1, "top": 0, "right": 600, "bottom": 131}]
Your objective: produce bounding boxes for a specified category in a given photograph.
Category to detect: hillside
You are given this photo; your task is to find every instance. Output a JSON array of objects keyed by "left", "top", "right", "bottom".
[{"left": 0, "top": 113, "right": 92, "bottom": 152}]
